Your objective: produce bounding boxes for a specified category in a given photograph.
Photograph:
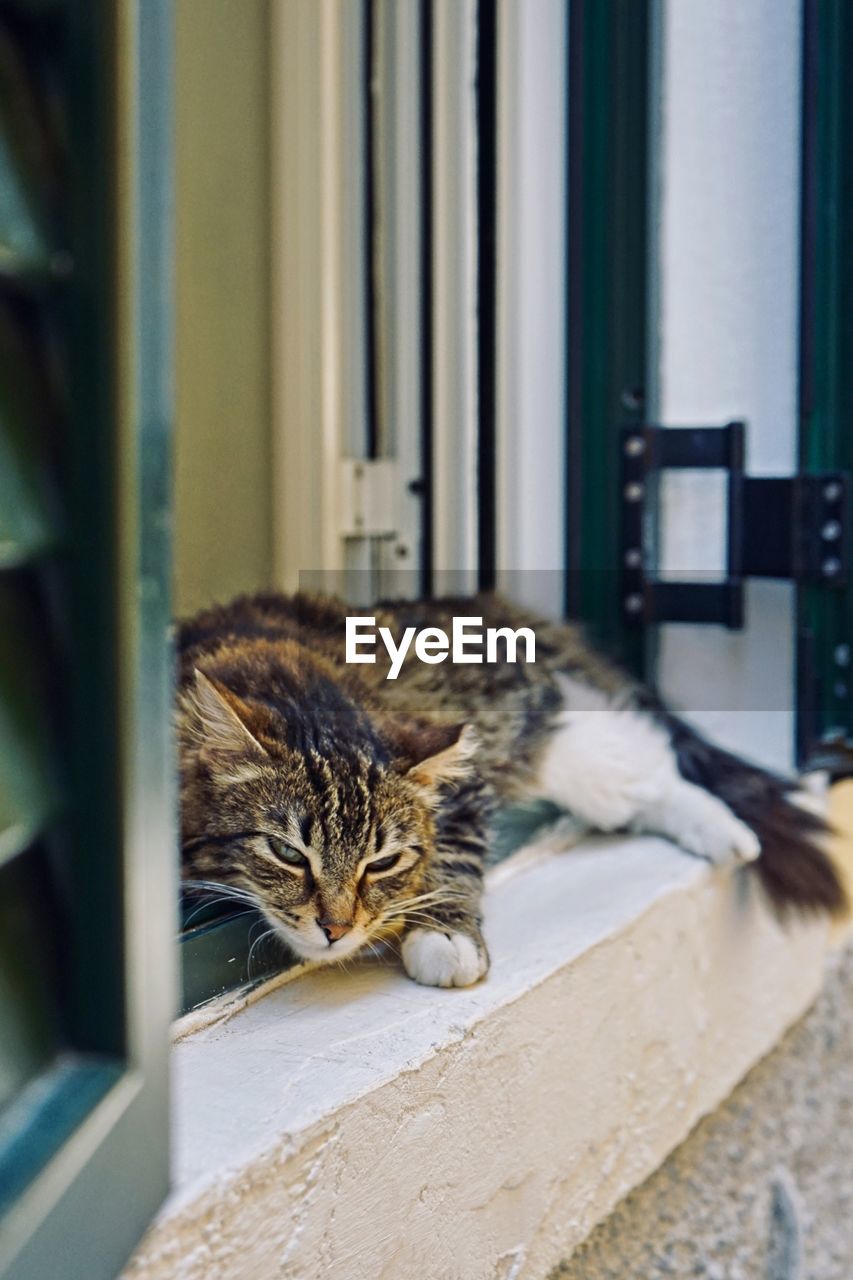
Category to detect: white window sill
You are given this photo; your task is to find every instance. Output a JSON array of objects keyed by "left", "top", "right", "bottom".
[{"left": 124, "top": 833, "right": 830, "bottom": 1279}]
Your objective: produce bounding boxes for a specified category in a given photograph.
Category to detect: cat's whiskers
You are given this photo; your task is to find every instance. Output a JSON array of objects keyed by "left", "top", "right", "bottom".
[
  {"left": 397, "top": 914, "right": 452, "bottom": 932},
  {"left": 369, "top": 905, "right": 461, "bottom": 941},
  {"left": 368, "top": 921, "right": 403, "bottom": 942},
  {"left": 183, "top": 878, "right": 260, "bottom": 905},
  {"left": 385, "top": 904, "right": 447, "bottom": 921},
  {"left": 365, "top": 921, "right": 408, "bottom": 953},
  {"left": 330, "top": 947, "right": 363, "bottom": 977},
  {"left": 182, "top": 900, "right": 255, "bottom": 929},
  {"left": 392, "top": 887, "right": 463, "bottom": 906},
  {"left": 247, "top": 924, "right": 279, "bottom": 977},
  {"left": 380, "top": 897, "right": 467, "bottom": 925},
  {"left": 379, "top": 889, "right": 467, "bottom": 921}
]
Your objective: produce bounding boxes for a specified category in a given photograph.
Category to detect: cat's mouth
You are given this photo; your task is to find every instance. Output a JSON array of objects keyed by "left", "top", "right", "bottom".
[{"left": 271, "top": 917, "right": 371, "bottom": 964}]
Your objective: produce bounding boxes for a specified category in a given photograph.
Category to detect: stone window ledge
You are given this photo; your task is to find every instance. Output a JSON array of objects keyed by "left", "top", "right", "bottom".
[{"left": 124, "top": 834, "right": 831, "bottom": 1280}]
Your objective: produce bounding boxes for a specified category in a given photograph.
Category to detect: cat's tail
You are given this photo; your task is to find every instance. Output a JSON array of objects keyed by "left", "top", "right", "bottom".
[{"left": 662, "top": 712, "right": 847, "bottom": 919}]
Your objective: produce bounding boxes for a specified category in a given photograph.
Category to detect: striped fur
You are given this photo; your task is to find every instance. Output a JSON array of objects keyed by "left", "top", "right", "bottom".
[{"left": 177, "top": 591, "right": 846, "bottom": 988}]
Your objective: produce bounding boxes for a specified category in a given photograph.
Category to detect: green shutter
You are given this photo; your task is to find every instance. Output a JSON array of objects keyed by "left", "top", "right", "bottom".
[
  {"left": 565, "top": 0, "right": 651, "bottom": 674},
  {"left": 798, "top": 0, "right": 853, "bottom": 768},
  {"left": 0, "top": 3, "right": 175, "bottom": 1277}
]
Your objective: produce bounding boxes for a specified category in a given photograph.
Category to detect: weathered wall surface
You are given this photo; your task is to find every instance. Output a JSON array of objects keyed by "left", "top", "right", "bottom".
[
  {"left": 121, "top": 842, "right": 830, "bottom": 1280},
  {"left": 552, "top": 943, "right": 853, "bottom": 1280},
  {"left": 125, "top": 793, "right": 853, "bottom": 1280}
]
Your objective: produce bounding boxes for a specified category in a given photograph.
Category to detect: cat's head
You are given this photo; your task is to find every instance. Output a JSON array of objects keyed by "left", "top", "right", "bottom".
[{"left": 179, "top": 669, "right": 476, "bottom": 962}]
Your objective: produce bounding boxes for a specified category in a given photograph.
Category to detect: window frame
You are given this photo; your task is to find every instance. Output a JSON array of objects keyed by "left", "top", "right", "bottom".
[
  {"left": 797, "top": 0, "right": 853, "bottom": 770},
  {"left": 180, "top": 0, "right": 573, "bottom": 1012},
  {"left": 0, "top": 3, "right": 176, "bottom": 1276},
  {"left": 564, "top": 0, "right": 651, "bottom": 674},
  {"left": 493, "top": 0, "right": 570, "bottom": 614}
]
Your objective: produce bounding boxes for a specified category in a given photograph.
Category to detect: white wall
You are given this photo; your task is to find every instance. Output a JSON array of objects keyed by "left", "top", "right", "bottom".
[{"left": 653, "top": 0, "right": 803, "bottom": 772}]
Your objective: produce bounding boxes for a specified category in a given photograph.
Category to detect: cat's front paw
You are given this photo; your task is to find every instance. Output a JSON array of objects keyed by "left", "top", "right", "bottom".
[{"left": 401, "top": 928, "right": 489, "bottom": 988}]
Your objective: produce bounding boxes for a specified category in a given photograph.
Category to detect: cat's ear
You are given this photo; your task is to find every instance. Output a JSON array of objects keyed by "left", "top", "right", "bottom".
[
  {"left": 184, "top": 669, "right": 268, "bottom": 757},
  {"left": 399, "top": 721, "right": 478, "bottom": 789}
]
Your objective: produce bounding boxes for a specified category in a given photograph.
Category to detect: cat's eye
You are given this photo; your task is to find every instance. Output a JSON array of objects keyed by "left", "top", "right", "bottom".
[
  {"left": 268, "top": 837, "right": 308, "bottom": 868},
  {"left": 365, "top": 852, "right": 401, "bottom": 874}
]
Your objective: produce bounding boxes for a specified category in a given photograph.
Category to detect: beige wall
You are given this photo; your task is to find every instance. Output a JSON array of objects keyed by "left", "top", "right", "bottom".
[
  {"left": 552, "top": 785, "right": 853, "bottom": 1279},
  {"left": 552, "top": 940, "right": 853, "bottom": 1280},
  {"left": 174, "top": 0, "right": 272, "bottom": 616},
  {"left": 830, "top": 780, "right": 853, "bottom": 945}
]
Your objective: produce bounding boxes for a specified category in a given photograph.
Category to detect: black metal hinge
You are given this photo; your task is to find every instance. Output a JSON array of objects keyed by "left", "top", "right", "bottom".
[{"left": 620, "top": 421, "right": 850, "bottom": 629}]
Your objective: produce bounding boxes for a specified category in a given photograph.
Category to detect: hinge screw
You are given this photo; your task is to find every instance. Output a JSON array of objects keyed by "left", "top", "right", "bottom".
[
  {"left": 821, "top": 520, "right": 842, "bottom": 541},
  {"left": 624, "top": 436, "right": 645, "bottom": 457},
  {"left": 624, "top": 548, "right": 643, "bottom": 569},
  {"left": 624, "top": 482, "right": 645, "bottom": 503},
  {"left": 834, "top": 644, "right": 850, "bottom": 667},
  {"left": 624, "top": 593, "right": 644, "bottom": 614},
  {"left": 823, "top": 481, "right": 842, "bottom": 502},
  {"left": 834, "top": 682, "right": 849, "bottom": 700},
  {"left": 822, "top": 557, "right": 841, "bottom": 577}
]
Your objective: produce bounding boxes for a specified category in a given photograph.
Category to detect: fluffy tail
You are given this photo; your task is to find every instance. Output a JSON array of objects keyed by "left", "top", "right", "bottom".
[{"left": 662, "top": 712, "right": 847, "bottom": 919}]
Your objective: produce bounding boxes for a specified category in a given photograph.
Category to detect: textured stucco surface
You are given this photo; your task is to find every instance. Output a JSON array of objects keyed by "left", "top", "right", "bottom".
[
  {"left": 123, "top": 836, "right": 829, "bottom": 1280},
  {"left": 552, "top": 943, "right": 853, "bottom": 1280}
]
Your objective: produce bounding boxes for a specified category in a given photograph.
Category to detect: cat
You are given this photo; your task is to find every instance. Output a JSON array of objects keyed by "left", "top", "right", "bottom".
[{"left": 178, "top": 591, "right": 846, "bottom": 988}]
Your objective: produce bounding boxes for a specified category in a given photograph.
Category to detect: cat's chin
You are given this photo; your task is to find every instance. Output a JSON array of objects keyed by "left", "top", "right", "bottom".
[{"left": 273, "top": 923, "right": 368, "bottom": 965}]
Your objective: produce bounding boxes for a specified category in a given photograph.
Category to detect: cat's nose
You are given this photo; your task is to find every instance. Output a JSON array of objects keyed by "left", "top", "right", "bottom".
[{"left": 318, "top": 919, "right": 353, "bottom": 944}]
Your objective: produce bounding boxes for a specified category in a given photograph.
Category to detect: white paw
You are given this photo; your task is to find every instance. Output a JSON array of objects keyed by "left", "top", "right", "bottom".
[
  {"left": 677, "top": 795, "right": 761, "bottom": 865},
  {"left": 401, "top": 929, "right": 488, "bottom": 988},
  {"left": 642, "top": 781, "right": 762, "bottom": 866}
]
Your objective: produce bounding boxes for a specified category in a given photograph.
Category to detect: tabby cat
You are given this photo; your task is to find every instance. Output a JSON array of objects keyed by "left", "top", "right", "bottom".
[{"left": 178, "top": 592, "right": 845, "bottom": 988}]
